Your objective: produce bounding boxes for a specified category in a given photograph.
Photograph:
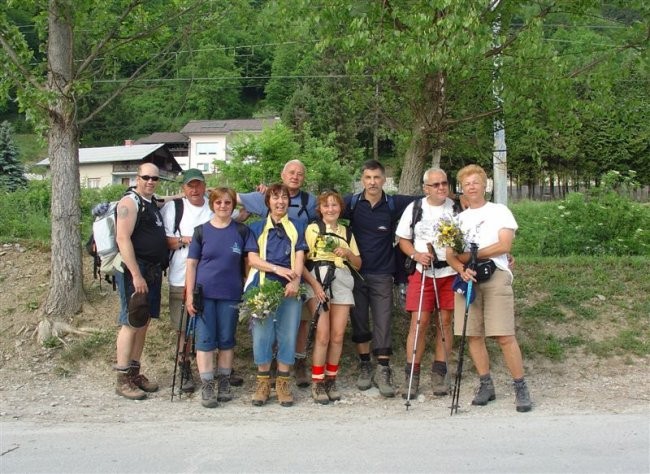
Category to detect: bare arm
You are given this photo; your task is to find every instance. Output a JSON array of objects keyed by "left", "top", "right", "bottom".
[
  {"left": 115, "top": 197, "right": 146, "bottom": 293},
  {"left": 185, "top": 258, "right": 198, "bottom": 316},
  {"left": 398, "top": 237, "right": 432, "bottom": 268}
]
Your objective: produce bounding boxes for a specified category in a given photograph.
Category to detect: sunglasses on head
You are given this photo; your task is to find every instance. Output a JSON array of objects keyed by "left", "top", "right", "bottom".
[{"left": 138, "top": 175, "right": 160, "bottom": 182}]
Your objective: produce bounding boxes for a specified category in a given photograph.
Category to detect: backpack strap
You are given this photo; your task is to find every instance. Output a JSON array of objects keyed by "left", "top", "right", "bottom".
[
  {"left": 296, "top": 191, "right": 311, "bottom": 220},
  {"left": 409, "top": 198, "right": 423, "bottom": 239},
  {"left": 316, "top": 219, "right": 352, "bottom": 245},
  {"left": 173, "top": 198, "right": 184, "bottom": 235}
]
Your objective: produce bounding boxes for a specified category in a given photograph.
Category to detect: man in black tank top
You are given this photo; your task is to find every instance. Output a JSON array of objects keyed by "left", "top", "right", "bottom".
[{"left": 113, "top": 163, "right": 168, "bottom": 400}]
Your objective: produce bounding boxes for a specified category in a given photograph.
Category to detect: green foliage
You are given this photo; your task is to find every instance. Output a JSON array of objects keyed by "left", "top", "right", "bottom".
[
  {"left": 216, "top": 122, "right": 356, "bottom": 193},
  {"left": 0, "top": 121, "right": 27, "bottom": 191},
  {"left": 512, "top": 189, "right": 650, "bottom": 256}
]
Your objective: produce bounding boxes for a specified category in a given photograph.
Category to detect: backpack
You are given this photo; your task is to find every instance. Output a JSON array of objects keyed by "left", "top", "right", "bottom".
[
  {"left": 292, "top": 191, "right": 312, "bottom": 222},
  {"left": 315, "top": 219, "right": 353, "bottom": 245},
  {"left": 88, "top": 190, "right": 145, "bottom": 279}
]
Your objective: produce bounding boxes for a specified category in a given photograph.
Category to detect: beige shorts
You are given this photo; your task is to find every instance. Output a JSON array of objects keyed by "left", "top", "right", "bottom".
[
  {"left": 453, "top": 269, "right": 515, "bottom": 337},
  {"left": 304, "top": 265, "right": 355, "bottom": 307},
  {"left": 168, "top": 285, "right": 188, "bottom": 331}
]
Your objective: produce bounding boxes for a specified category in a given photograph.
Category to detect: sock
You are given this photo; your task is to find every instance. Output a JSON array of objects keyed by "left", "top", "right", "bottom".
[
  {"left": 113, "top": 364, "right": 130, "bottom": 373},
  {"left": 432, "top": 360, "right": 447, "bottom": 376},
  {"left": 359, "top": 353, "right": 371, "bottom": 362},
  {"left": 325, "top": 363, "right": 339, "bottom": 378},
  {"left": 217, "top": 367, "right": 232, "bottom": 377},
  {"left": 277, "top": 370, "right": 290, "bottom": 378},
  {"left": 480, "top": 373, "right": 492, "bottom": 382},
  {"left": 257, "top": 371, "right": 270, "bottom": 378},
  {"left": 312, "top": 365, "right": 325, "bottom": 382},
  {"left": 513, "top": 377, "right": 526, "bottom": 385},
  {"left": 129, "top": 360, "right": 141, "bottom": 369},
  {"left": 295, "top": 352, "right": 306, "bottom": 360},
  {"left": 377, "top": 358, "right": 389, "bottom": 367},
  {"left": 200, "top": 372, "right": 214, "bottom": 382},
  {"left": 405, "top": 362, "right": 421, "bottom": 374}
]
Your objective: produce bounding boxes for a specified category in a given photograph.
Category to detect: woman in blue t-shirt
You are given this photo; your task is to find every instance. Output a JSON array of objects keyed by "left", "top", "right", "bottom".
[
  {"left": 186, "top": 187, "right": 257, "bottom": 408},
  {"left": 245, "top": 183, "right": 308, "bottom": 407}
]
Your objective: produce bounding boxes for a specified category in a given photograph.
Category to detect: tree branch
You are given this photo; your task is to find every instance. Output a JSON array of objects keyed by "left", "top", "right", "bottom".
[
  {"left": 484, "top": 4, "right": 555, "bottom": 58},
  {"left": 0, "top": 32, "right": 45, "bottom": 92},
  {"left": 441, "top": 108, "right": 500, "bottom": 129}
]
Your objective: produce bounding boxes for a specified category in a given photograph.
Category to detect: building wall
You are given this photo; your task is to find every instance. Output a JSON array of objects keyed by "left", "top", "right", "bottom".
[
  {"left": 79, "top": 163, "right": 115, "bottom": 188},
  {"left": 187, "top": 134, "right": 228, "bottom": 172}
]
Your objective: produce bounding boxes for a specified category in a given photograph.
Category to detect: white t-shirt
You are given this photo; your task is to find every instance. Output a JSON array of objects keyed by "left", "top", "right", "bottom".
[
  {"left": 396, "top": 197, "right": 457, "bottom": 278},
  {"left": 458, "top": 202, "right": 518, "bottom": 274},
  {"left": 161, "top": 197, "right": 213, "bottom": 286}
]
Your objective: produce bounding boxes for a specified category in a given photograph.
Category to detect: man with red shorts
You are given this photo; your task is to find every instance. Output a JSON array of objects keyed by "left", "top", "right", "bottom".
[{"left": 396, "top": 168, "right": 457, "bottom": 399}]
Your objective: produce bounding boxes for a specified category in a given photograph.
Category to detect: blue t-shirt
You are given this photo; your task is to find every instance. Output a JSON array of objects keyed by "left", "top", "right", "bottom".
[
  {"left": 342, "top": 192, "right": 415, "bottom": 275},
  {"left": 248, "top": 218, "right": 309, "bottom": 287},
  {"left": 239, "top": 190, "right": 317, "bottom": 224},
  {"left": 188, "top": 221, "right": 258, "bottom": 300}
]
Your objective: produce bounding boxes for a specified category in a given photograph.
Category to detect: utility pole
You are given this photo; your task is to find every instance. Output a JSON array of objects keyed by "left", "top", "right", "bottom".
[{"left": 490, "top": 0, "right": 508, "bottom": 204}]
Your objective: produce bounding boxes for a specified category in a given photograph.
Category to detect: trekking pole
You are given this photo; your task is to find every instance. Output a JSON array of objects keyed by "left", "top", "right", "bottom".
[
  {"left": 427, "top": 243, "right": 450, "bottom": 374},
  {"left": 405, "top": 260, "right": 428, "bottom": 410},
  {"left": 171, "top": 294, "right": 187, "bottom": 402},
  {"left": 450, "top": 243, "right": 478, "bottom": 416}
]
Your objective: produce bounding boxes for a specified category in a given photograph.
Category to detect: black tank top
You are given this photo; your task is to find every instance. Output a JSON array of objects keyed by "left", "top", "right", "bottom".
[{"left": 131, "top": 197, "right": 168, "bottom": 267}]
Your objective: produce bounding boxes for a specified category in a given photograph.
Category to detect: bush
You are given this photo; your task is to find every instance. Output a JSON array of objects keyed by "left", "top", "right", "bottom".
[{"left": 512, "top": 191, "right": 650, "bottom": 256}]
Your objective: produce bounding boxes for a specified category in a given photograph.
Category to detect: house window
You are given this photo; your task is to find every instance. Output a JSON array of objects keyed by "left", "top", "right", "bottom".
[
  {"left": 197, "top": 162, "right": 210, "bottom": 172},
  {"left": 196, "top": 143, "right": 219, "bottom": 156},
  {"left": 87, "top": 178, "right": 100, "bottom": 189}
]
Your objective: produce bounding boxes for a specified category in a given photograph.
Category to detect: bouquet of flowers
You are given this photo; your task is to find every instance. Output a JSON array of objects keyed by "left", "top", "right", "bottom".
[
  {"left": 433, "top": 215, "right": 467, "bottom": 254},
  {"left": 311, "top": 228, "right": 338, "bottom": 255},
  {"left": 239, "top": 280, "right": 307, "bottom": 323},
  {"left": 239, "top": 280, "right": 285, "bottom": 323}
]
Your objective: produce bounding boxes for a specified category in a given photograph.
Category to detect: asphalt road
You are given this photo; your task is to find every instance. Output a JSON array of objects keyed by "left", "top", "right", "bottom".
[{"left": 1, "top": 413, "right": 648, "bottom": 473}]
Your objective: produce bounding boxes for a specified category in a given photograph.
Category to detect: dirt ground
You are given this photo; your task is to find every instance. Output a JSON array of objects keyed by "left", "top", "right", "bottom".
[{"left": 0, "top": 244, "right": 648, "bottom": 423}]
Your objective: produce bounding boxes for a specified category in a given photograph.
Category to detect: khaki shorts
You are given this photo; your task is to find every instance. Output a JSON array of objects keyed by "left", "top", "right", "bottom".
[
  {"left": 168, "top": 285, "right": 188, "bottom": 332},
  {"left": 453, "top": 269, "right": 515, "bottom": 337},
  {"left": 304, "top": 266, "right": 355, "bottom": 306}
]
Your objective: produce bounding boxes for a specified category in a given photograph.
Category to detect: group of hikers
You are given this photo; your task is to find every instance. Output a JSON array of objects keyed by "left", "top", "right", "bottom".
[{"left": 110, "top": 158, "right": 532, "bottom": 413}]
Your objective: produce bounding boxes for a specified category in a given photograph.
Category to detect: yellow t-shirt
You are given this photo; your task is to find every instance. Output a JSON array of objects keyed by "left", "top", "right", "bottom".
[{"left": 305, "top": 222, "right": 360, "bottom": 269}]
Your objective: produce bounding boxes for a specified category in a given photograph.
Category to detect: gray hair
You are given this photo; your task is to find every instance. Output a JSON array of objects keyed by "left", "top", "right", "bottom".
[
  {"left": 282, "top": 159, "right": 306, "bottom": 174},
  {"left": 422, "top": 167, "right": 447, "bottom": 183}
]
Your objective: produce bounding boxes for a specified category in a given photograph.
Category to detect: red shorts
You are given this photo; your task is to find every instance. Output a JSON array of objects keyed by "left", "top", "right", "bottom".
[{"left": 405, "top": 272, "right": 455, "bottom": 312}]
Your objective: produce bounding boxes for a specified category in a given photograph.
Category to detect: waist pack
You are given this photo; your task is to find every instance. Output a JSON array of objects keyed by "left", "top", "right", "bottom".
[
  {"left": 404, "top": 256, "right": 417, "bottom": 275},
  {"left": 474, "top": 259, "right": 497, "bottom": 282}
]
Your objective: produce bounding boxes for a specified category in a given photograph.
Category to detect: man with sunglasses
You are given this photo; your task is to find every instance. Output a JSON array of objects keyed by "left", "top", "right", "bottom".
[
  {"left": 237, "top": 159, "right": 317, "bottom": 387},
  {"left": 113, "top": 163, "right": 168, "bottom": 400}
]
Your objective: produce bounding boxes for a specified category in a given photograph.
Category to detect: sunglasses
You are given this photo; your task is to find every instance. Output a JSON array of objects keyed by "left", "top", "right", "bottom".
[
  {"left": 138, "top": 175, "right": 160, "bottom": 182},
  {"left": 424, "top": 181, "right": 448, "bottom": 189}
]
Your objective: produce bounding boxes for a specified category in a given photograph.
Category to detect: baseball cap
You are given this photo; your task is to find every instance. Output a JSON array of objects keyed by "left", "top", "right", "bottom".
[{"left": 182, "top": 168, "right": 205, "bottom": 185}]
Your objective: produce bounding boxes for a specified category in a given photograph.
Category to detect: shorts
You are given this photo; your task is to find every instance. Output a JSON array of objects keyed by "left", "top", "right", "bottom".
[
  {"left": 194, "top": 298, "right": 239, "bottom": 352},
  {"left": 404, "top": 272, "right": 454, "bottom": 312},
  {"left": 168, "top": 285, "right": 188, "bottom": 331},
  {"left": 453, "top": 269, "right": 515, "bottom": 337},
  {"left": 116, "top": 260, "right": 162, "bottom": 326},
  {"left": 304, "top": 265, "right": 355, "bottom": 306}
]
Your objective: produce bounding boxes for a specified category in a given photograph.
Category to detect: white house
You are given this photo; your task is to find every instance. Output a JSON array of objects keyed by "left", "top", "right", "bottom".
[
  {"left": 180, "top": 118, "right": 280, "bottom": 172},
  {"left": 36, "top": 142, "right": 182, "bottom": 188}
]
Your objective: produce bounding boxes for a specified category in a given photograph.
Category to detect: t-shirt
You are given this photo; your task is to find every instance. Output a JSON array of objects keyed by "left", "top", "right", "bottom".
[
  {"left": 458, "top": 202, "right": 518, "bottom": 273},
  {"left": 304, "top": 222, "right": 360, "bottom": 269},
  {"left": 124, "top": 194, "right": 167, "bottom": 266},
  {"left": 395, "top": 197, "right": 457, "bottom": 278},
  {"left": 160, "top": 197, "right": 213, "bottom": 286},
  {"left": 248, "top": 218, "right": 309, "bottom": 287},
  {"left": 187, "top": 221, "right": 258, "bottom": 300},
  {"left": 239, "top": 190, "right": 317, "bottom": 224}
]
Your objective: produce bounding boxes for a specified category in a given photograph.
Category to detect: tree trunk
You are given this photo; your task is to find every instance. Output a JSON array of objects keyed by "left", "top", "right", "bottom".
[
  {"left": 42, "top": 0, "right": 84, "bottom": 319},
  {"left": 399, "top": 125, "right": 431, "bottom": 195}
]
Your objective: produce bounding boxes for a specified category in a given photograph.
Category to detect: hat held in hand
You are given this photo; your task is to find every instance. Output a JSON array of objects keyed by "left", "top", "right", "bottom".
[
  {"left": 452, "top": 275, "right": 476, "bottom": 304},
  {"left": 128, "top": 291, "right": 150, "bottom": 328}
]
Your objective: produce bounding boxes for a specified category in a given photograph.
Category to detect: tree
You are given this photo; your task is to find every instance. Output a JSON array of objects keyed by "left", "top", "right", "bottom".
[
  {"left": 0, "top": 120, "right": 26, "bottom": 191},
  {"left": 0, "top": 0, "right": 211, "bottom": 334}
]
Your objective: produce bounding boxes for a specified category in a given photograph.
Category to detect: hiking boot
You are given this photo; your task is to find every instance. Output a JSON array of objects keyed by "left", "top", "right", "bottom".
[
  {"left": 130, "top": 366, "right": 159, "bottom": 393},
  {"left": 217, "top": 374, "right": 233, "bottom": 402},
  {"left": 324, "top": 377, "right": 341, "bottom": 402},
  {"left": 514, "top": 379, "right": 532, "bottom": 413},
  {"left": 116, "top": 372, "right": 146, "bottom": 400},
  {"left": 472, "top": 377, "right": 496, "bottom": 406},
  {"left": 179, "top": 360, "right": 195, "bottom": 393},
  {"left": 432, "top": 372, "right": 450, "bottom": 397},
  {"left": 276, "top": 375, "right": 294, "bottom": 407},
  {"left": 201, "top": 380, "right": 219, "bottom": 408},
  {"left": 356, "top": 361, "right": 373, "bottom": 391},
  {"left": 294, "top": 358, "right": 310, "bottom": 388},
  {"left": 373, "top": 365, "right": 396, "bottom": 398},
  {"left": 252, "top": 376, "right": 271, "bottom": 406},
  {"left": 229, "top": 369, "right": 244, "bottom": 387},
  {"left": 311, "top": 381, "right": 329, "bottom": 405},
  {"left": 402, "top": 370, "right": 420, "bottom": 400}
]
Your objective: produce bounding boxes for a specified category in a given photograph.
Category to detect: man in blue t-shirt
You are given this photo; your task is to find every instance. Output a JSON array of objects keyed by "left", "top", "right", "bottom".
[
  {"left": 342, "top": 160, "right": 415, "bottom": 398},
  {"left": 237, "top": 159, "right": 316, "bottom": 387}
]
